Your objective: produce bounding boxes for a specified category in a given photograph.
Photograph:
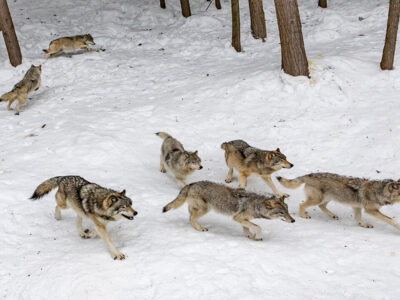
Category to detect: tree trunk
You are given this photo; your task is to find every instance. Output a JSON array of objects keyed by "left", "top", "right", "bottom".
[
  {"left": 0, "top": 0, "right": 22, "bottom": 67},
  {"left": 248, "top": 0, "right": 266, "bottom": 41},
  {"left": 318, "top": 0, "right": 327, "bottom": 8},
  {"left": 180, "top": 0, "right": 191, "bottom": 18},
  {"left": 160, "top": 0, "right": 166, "bottom": 9},
  {"left": 381, "top": 0, "right": 400, "bottom": 70},
  {"left": 231, "top": 0, "right": 241, "bottom": 52},
  {"left": 216, "top": 0, "right": 222, "bottom": 9},
  {"left": 274, "top": 0, "right": 309, "bottom": 77}
]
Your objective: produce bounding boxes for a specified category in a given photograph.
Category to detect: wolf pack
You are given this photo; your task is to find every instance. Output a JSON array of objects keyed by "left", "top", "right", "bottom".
[{"left": 2, "top": 35, "right": 400, "bottom": 260}]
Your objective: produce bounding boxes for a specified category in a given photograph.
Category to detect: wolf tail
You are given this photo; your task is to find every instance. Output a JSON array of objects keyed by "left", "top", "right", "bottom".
[
  {"left": 30, "top": 176, "right": 62, "bottom": 200},
  {"left": 0, "top": 91, "right": 17, "bottom": 102},
  {"left": 276, "top": 176, "right": 305, "bottom": 189},
  {"left": 155, "top": 132, "right": 171, "bottom": 140},
  {"left": 162, "top": 184, "right": 191, "bottom": 213}
]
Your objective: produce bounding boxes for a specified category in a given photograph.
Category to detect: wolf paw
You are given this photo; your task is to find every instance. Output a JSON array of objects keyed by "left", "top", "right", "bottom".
[
  {"left": 300, "top": 214, "right": 311, "bottom": 219},
  {"left": 225, "top": 178, "right": 232, "bottom": 183},
  {"left": 332, "top": 215, "right": 339, "bottom": 220},
  {"left": 359, "top": 223, "right": 373, "bottom": 228},
  {"left": 113, "top": 253, "right": 125, "bottom": 260},
  {"left": 198, "top": 227, "right": 208, "bottom": 232},
  {"left": 80, "top": 229, "right": 97, "bottom": 239},
  {"left": 15, "top": 112, "right": 20, "bottom": 115},
  {"left": 160, "top": 169, "right": 167, "bottom": 173}
]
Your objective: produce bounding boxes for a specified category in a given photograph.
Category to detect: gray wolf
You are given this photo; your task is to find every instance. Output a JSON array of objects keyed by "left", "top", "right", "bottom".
[
  {"left": 221, "top": 140, "right": 293, "bottom": 196},
  {"left": 156, "top": 132, "right": 202, "bottom": 187},
  {"left": 43, "top": 34, "right": 96, "bottom": 58},
  {"left": 1, "top": 65, "right": 41, "bottom": 115},
  {"left": 277, "top": 173, "right": 400, "bottom": 231},
  {"left": 163, "top": 181, "right": 294, "bottom": 240},
  {"left": 30, "top": 176, "right": 137, "bottom": 260}
]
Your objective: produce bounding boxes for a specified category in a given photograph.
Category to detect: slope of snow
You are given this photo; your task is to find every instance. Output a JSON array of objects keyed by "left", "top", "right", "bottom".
[{"left": 1, "top": 0, "right": 400, "bottom": 299}]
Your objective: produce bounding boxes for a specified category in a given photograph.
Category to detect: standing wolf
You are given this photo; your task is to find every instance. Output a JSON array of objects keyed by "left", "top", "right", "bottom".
[
  {"left": 0, "top": 65, "right": 41, "bottom": 115},
  {"left": 163, "top": 181, "right": 294, "bottom": 240},
  {"left": 221, "top": 140, "right": 293, "bottom": 196},
  {"left": 31, "top": 176, "right": 137, "bottom": 260},
  {"left": 277, "top": 173, "right": 400, "bottom": 231},
  {"left": 43, "top": 34, "right": 96, "bottom": 58},
  {"left": 156, "top": 132, "right": 202, "bottom": 187}
]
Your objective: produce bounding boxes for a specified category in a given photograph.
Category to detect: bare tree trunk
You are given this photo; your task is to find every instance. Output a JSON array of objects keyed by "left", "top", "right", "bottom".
[
  {"left": 318, "top": 0, "right": 327, "bottom": 8},
  {"left": 216, "top": 0, "right": 222, "bottom": 9},
  {"left": 180, "top": 0, "right": 191, "bottom": 18},
  {"left": 248, "top": 0, "right": 266, "bottom": 41},
  {"left": 160, "top": 0, "right": 166, "bottom": 9},
  {"left": 381, "top": 0, "right": 400, "bottom": 70},
  {"left": 0, "top": 0, "right": 22, "bottom": 67},
  {"left": 231, "top": 0, "right": 241, "bottom": 52},
  {"left": 274, "top": 0, "right": 309, "bottom": 77}
]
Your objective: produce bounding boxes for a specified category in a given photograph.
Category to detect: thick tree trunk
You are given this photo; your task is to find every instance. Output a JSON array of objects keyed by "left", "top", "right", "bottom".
[
  {"left": 318, "top": 0, "right": 327, "bottom": 8},
  {"left": 180, "top": 0, "right": 191, "bottom": 18},
  {"left": 274, "top": 0, "right": 309, "bottom": 77},
  {"left": 0, "top": 0, "right": 22, "bottom": 67},
  {"left": 248, "top": 0, "right": 266, "bottom": 41},
  {"left": 160, "top": 0, "right": 166, "bottom": 9},
  {"left": 231, "top": 0, "right": 241, "bottom": 52},
  {"left": 381, "top": 0, "right": 400, "bottom": 70},
  {"left": 216, "top": 0, "right": 222, "bottom": 10}
]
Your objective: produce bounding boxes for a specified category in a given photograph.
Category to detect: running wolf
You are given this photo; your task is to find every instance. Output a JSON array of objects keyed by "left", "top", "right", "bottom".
[
  {"left": 163, "top": 181, "right": 294, "bottom": 240},
  {"left": 30, "top": 176, "right": 137, "bottom": 260},
  {"left": 156, "top": 132, "right": 202, "bottom": 187},
  {"left": 277, "top": 173, "right": 400, "bottom": 231},
  {"left": 221, "top": 140, "right": 293, "bottom": 196},
  {"left": 43, "top": 34, "right": 96, "bottom": 58},
  {"left": 0, "top": 65, "right": 41, "bottom": 115}
]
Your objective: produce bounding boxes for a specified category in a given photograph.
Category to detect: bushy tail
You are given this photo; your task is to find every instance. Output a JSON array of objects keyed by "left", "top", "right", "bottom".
[
  {"left": 155, "top": 132, "right": 171, "bottom": 140},
  {"left": 0, "top": 91, "right": 17, "bottom": 102},
  {"left": 163, "top": 185, "right": 191, "bottom": 213},
  {"left": 276, "top": 176, "right": 304, "bottom": 189},
  {"left": 30, "top": 176, "right": 62, "bottom": 200}
]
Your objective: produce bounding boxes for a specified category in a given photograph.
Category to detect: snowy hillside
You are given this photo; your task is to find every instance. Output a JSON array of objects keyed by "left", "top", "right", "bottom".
[{"left": 1, "top": 0, "right": 400, "bottom": 299}]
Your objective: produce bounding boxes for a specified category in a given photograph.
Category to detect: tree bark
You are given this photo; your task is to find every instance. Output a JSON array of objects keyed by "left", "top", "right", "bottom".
[
  {"left": 274, "top": 0, "right": 309, "bottom": 77},
  {"left": 160, "top": 0, "right": 166, "bottom": 9},
  {"left": 216, "top": 0, "right": 222, "bottom": 9},
  {"left": 180, "top": 0, "right": 191, "bottom": 18},
  {"left": 231, "top": 0, "right": 241, "bottom": 52},
  {"left": 318, "top": 0, "right": 327, "bottom": 8},
  {"left": 381, "top": 0, "right": 400, "bottom": 70},
  {"left": 0, "top": 0, "right": 22, "bottom": 67},
  {"left": 248, "top": 0, "right": 266, "bottom": 41}
]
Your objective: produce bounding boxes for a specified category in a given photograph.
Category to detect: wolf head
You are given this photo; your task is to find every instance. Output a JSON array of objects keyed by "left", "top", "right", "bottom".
[
  {"left": 266, "top": 148, "right": 293, "bottom": 170},
  {"left": 260, "top": 196, "right": 295, "bottom": 223},
  {"left": 184, "top": 150, "right": 203, "bottom": 170},
  {"left": 103, "top": 190, "right": 137, "bottom": 220},
  {"left": 84, "top": 34, "right": 95, "bottom": 45},
  {"left": 385, "top": 180, "right": 400, "bottom": 204},
  {"left": 29, "top": 64, "right": 42, "bottom": 74}
]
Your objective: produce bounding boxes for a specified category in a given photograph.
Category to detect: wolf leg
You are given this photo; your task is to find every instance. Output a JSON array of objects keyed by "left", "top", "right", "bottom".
[
  {"left": 76, "top": 216, "right": 97, "bottom": 238},
  {"left": 233, "top": 216, "right": 262, "bottom": 240},
  {"left": 15, "top": 95, "right": 27, "bottom": 115},
  {"left": 89, "top": 214, "right": 125, "bottom": 260},
  {"left": 353, "top": 208, "right": 373, "bottom": 228},
  {"left": 319, "top": 202, "right": 338, "bottom": 220},
  {"left": 225, "top": 167, "right": 234, "bottom": 183},
  {"left": 300, "top": 185, "right": 323, "bottom": 219},
  {"left": 7, "top": 99, "right": 15, "bottom": 111},
  {"left": 238, "top": 173, "right": 248, "bottom": 188},
  {"left": 365, "top": 209, "right": 400, "bottom": 231},
  {"left": 188, "top": 204, "right": 208, "bottom": 231},
  {"left": 54, "top": 191, "right": 67, "bottom": 220},
  {"left": 261, "top": 175, "right": 289, "bottom": 197},
  {"left": 160, "top": 156, "right": 166, "bottom": 173}
]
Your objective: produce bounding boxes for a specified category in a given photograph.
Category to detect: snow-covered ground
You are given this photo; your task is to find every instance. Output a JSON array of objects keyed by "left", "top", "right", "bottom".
[{"left": 1, "top": 0, "right": 400, "bottom": 299}]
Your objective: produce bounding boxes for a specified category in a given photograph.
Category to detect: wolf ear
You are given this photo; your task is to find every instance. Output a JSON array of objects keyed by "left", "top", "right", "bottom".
[
  {"left": 120, "top": 189, "right": 126, "bottom": 196},
  {"left": 390, "top": 183, "right": 399, "bottom": 192},
  {"left": 279, "top": 195, "right": 288, "bottom": 202},
  {"left": 105, "top": 196, "right": 117, "bottom": 207},
  {"left": 193, "top": 150, "right": 198, "bottom": 155},
  {"left": 265, "top": 200, "right": 274, "bottom": 208},
  {"left": 266, "top": 152, "right": 274, "bottom": 161},
  {"left": 276, "top": 148, "right": 281, "bottom": 153}
]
